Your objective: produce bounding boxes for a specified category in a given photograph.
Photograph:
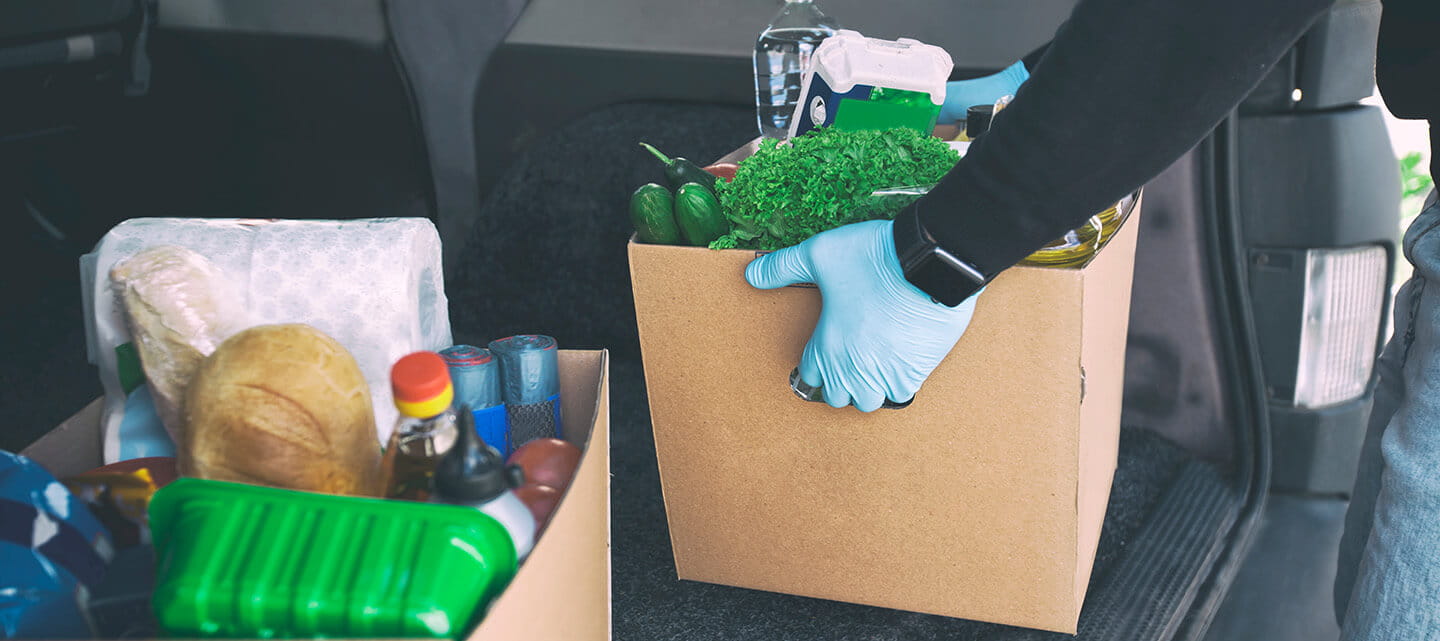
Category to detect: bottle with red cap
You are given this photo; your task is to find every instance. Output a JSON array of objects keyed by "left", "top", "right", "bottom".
[{"left": 382, "top": 351, "right": 460, "bottom": 501}]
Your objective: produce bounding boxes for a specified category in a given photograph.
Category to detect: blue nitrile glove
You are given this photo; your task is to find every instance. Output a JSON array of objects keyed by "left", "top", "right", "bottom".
[
  {"left": 937, "top": 59, "right": 1030, "bottom": 125},
  {"left": 746, "top": 220, "right": 982, "bottom": 412}
]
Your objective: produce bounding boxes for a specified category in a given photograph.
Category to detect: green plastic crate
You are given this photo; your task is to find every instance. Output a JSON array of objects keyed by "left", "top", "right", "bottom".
[{"left": 150, "top": 478, "right": 518, "bottom": 639}]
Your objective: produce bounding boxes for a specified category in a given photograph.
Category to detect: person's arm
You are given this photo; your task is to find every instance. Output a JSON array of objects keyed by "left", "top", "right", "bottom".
[
  {"left": 1021, "top": 42, "right": 1049, "bottom": 74},
  {"left": 903, "top": 0, "right": 1334, "bottom": 303},
  {"left": 748, "top": 0, "right": 1336, "bottom": 410}
]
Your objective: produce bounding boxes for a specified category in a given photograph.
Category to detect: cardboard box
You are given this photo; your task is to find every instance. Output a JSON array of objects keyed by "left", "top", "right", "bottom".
[
  {"left": 629, "top": 195, "right": 1141, "bottom": 633},
  {"left": 22, "top": 350, "right": 613, "bottom": 641}
]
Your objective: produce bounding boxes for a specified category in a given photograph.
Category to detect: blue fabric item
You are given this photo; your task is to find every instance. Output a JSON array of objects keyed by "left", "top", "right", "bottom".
[
  {"left": 1336, "top": 191, "right": 1440, "bottom": 638},
  {"left": 937, "top": 60, "right": 1029, "bottom": 125},
  {"left": 0, "top": 451, "right": 114, "bottom": 639},
  {"left": 117, "top": 384, "right": 176, "bottom": 460},
  {"left": 0, "top": 500, "right": 109, "bottom": 588},
  {"left": 745, "top": 220, "right": 981, "bottom": 412}
]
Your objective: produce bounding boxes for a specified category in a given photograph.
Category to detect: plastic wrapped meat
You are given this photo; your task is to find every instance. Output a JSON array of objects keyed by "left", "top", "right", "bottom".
[{"left": 110, "top": 246, "right": 247, "bottom": 445}]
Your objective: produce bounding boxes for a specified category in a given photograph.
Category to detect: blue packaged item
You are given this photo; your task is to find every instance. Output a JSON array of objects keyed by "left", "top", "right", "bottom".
[
  {"left": 440, "top": 345, "right": 512, "bottom": 457},
  {"left": 116, "top": 384, "right": 177, "bottom": 460},
  {"left": 788, "top": 30, "right": 953, "bottom": 138},
  {"left": 0, "top": 451, "right": 114, "bottom": 639},
  {"left": 488, "top": 335, "right": 562, "bottom": 452}
]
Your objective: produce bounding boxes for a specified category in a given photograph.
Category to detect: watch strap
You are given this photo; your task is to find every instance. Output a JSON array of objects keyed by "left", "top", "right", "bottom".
[{"left": 893, "top": 206, "right": 988, "bottom": 307}]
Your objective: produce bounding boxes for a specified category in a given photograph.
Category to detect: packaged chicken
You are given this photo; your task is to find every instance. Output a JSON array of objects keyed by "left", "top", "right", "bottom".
[{"left": 110, "top": 246, "right": 247, "bottom": 446}]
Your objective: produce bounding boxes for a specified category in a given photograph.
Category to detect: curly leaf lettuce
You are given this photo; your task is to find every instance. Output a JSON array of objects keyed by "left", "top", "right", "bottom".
[{"left": 711, "top": 128, "right": 960, "bottom": 250}]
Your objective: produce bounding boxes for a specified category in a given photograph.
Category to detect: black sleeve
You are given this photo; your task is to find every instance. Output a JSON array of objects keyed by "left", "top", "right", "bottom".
[
  {"left": 1021, "top": 41, "right": 1050, "bottom": 73},
  {"left": 907, "top": 0, "right": 1333, "bottom": 280},
  {"left": 1376, "top": 0, "right": 1440, "bottom": 120}
]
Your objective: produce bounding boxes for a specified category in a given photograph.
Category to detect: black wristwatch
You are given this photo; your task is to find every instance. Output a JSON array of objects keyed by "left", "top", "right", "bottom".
[{"left": 892, "top": 205, "right": 989, "bottom": 307}]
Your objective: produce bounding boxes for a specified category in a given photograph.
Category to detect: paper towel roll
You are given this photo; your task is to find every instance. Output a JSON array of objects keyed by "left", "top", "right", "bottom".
[{"left": 85, "top": 218, "right": 453, "bottom": 463}]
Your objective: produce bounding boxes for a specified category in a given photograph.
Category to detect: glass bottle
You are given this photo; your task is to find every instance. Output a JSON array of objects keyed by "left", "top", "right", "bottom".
[{"left": 382, "top": 351, "right": 460, "bottom": 501}]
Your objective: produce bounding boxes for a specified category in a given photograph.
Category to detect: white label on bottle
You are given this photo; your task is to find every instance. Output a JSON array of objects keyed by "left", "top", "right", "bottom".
[{"left": 810, "top": 96, "right": 827, "bottom": 125}]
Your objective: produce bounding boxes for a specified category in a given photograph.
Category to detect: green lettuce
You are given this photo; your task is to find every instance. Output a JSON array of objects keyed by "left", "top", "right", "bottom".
[{"left": 711, "top": 127, "right": 960, "bottom": 250}]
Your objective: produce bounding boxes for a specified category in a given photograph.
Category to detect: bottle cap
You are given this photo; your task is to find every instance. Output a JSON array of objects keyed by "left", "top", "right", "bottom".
[
  {"left": 434, "top": 407, "right": 524, "bottom": 502},
  {"left": 391, "top": 352, "right": 454, "bottom": 418},
  {"left": 965, "top": 104, "right": 994, "bottom": 140}
]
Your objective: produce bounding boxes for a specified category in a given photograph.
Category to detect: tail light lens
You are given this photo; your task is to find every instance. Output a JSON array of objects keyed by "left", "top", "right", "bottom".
[{"left": 1292, "top": 245, "right": 1388, "bottom": 409}]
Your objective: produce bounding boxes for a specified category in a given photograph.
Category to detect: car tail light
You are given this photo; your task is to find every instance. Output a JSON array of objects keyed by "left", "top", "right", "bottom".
[{"left": 1292, "top": 245, "right": 1388, "bottom": 409}]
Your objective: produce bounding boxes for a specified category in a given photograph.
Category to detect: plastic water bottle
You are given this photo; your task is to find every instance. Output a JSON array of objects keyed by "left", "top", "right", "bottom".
[{"left": 753, "top": 0, "right": 838, "bottom": 138}]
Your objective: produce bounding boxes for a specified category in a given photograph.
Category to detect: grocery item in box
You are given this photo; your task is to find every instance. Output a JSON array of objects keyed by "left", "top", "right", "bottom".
[
  {"left": 788, "top": 30, "right": 952, "bottom": 138},
  {"left": 514, "top": 484, "right": 562, "bottom": 535},
  {"left": 183, "top": 324, "right": 384, "bottom": 496},
  {"left": 149, "top": 478, "right": 519, "bottom": 639},
  {"left": 0, "top": 451, "right": 114, "bottom": 639},
  {"left": 441, "top": 345, "right": 511, "bottom": 457},
  {"left": 507, "top": 438, "right": 582, "bottom": 492},
  {"left": 432, "top": 409, "right": 535, "bottom": 560},
  {"left": 384, "top": 351, "right": 461, "bottom": 501},
  {"left": 110, "top": 246, "right": 248, "bottom": 444},
  {"left": 63, "top": 463, "right": 170, "bottom": 548},
  {"left": 489, "top": 335, "right": 562, "bottom": 452},
  {"left": 83, "top": 218, "right": 452, "bottom": 463}
]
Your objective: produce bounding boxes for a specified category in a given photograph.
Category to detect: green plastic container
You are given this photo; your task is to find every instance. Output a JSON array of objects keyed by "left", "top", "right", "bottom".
[{"left": 149, "top": 478, "right": 518, "bottom": 639}]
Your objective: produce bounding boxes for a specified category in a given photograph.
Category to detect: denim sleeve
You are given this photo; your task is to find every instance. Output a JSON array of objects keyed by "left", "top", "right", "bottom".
[
  {"left": 1335, "top": 276, "right": 1414, "bottom": 623},
  {"left": 1339, "top": 195, "right": 1440, "bottom": 639}
]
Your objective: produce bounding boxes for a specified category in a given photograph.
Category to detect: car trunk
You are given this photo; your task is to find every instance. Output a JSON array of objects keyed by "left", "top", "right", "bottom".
[
  {"left": 450, "top": 1, "right": 1392, "bottom": 637},
  {"left": 0, "top": 1, "right": 1393, "bottom": 638}
]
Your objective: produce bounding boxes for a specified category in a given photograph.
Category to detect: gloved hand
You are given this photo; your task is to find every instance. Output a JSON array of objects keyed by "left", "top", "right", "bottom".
[
  {"left": 746, "top": 220, "right": 982, "bottom": 412},
  {"left": 937, "top": 59, "right": 1030, "bottom": 125}
]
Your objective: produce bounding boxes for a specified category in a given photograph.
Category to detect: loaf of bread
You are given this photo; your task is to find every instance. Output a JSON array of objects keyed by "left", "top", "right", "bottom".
[
  {"left": 182, "top": 324, "right": 382, "bottom": 496},
  {"left": 110, "top": 245, "right": 246, "bottom": 445}
]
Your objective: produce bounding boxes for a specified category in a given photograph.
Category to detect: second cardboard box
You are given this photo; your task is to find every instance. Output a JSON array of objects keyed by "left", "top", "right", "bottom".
[{"left": 629, "top": 196, "right": 1142, "bottom": 633}]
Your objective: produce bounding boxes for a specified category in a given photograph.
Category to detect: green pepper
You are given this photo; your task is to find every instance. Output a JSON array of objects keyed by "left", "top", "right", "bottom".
[
  {"left": 629, "top": 183, "right": 683, "bottom": 245},
  {"left": 674, "top": 182, "right": 729, "bottom": 247},
  {"left": 639, "top": 142, "right": 719, "bottom": 191}
]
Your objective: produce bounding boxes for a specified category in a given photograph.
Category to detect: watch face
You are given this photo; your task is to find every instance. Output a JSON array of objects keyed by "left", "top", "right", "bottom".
[{"left": 893, "top": 208, "right": 984, "bottom": 307}]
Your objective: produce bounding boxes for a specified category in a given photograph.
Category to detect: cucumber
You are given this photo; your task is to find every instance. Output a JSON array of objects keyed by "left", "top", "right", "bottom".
[
  {"left": 630, "top": 183, "right": 682, "bottom": 245},
  {"left": 674, "top": 182, "right": 729, "bottom": 247}
]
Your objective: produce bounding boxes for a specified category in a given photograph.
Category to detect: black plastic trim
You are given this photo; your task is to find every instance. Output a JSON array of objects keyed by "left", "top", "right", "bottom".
[
  {"left": 1175, "top": 114, "right": 1277, "bottom": 641},
  {"left": 377, "top": 0, "right": 440, "bottom": 226},
  {"left": 1077, "top": 463, "right": 1239, "bottom": 639}
]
